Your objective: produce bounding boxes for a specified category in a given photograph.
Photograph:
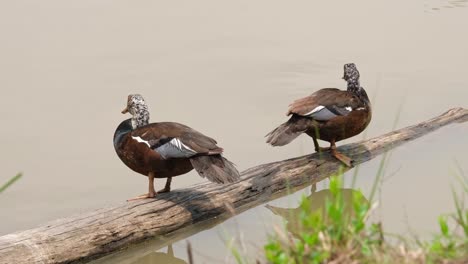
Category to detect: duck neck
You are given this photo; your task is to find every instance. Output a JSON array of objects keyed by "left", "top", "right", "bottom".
[
  {"left": 131, "top": 106, "right": 150, "bottom": 129},
  {"left": 348, "top": 80, "right": 370, "bottom": 106},
  {"left": 346, "top": 79, "right": 360, "bottom": 92}
]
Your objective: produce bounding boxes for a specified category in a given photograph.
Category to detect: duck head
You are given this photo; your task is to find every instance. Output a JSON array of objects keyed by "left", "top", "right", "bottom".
[
  {"left": 343, "top": 63, "right": 370, "bottom": 105},
  {"left": 121, "top": 94, "right": 150, "bottom": 129},
  {"left": 342, "top": 63, "right": 361, "bottom": 93}
]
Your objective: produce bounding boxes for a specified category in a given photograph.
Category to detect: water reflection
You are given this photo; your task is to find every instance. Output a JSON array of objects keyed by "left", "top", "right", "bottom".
[
  {"left": 425, "top": 0, "right": 467, "bottom": 11},
  {"left": 130, "top": 245, "right": 186, "bottom": 264},
  {"left": 90, "top": 213, "right": 231, "bottom": 264},
  {"left": 266, "top": 186, "right": 369, "bottom": 237}
]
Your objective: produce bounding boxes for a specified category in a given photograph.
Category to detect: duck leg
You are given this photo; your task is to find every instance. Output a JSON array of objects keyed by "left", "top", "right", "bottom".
[
  {"left": 311, "top": 183, "right": 317, "bottom": 193},
  {"left": 157, "top": 177, "right": 172, "bottom": 193},
  {"left": 127, "top": 172, "right": 157, "bottom": 201},
  {"left": 329, "top": 139, "right": 353, "bottom": 167},
  {"left": 313, "top": 137, "right": 330, "bottom": 152}
]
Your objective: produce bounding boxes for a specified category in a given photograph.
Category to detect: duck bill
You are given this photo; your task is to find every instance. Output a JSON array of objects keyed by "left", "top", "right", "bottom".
[{"left": 121, "top": 107, "right": 129, "bottom": 114}]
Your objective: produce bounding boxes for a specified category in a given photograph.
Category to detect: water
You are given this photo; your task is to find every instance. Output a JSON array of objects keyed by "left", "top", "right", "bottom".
[{"left": 0, "top": 0, "right": 467, "bottom": 262}]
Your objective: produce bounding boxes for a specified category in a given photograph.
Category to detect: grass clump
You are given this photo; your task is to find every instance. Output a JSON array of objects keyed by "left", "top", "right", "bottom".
[
  {"left": 264, "top": 175, "right": 383, "bottom": 264},
  {"left": 263, "top": 173, "right": 468, "bottom": 264},
  {"left": 421, "top": 175, "right": 468, "bottom": 263}
]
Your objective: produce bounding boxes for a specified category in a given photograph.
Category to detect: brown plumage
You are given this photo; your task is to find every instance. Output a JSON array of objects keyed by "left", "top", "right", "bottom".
[
  {"left": 287, "top": 88, "right": 363, "bottom": 117},
  {"left": 266, "top": 63, "right": 372, "bottom": 166},
  {"left": 114, "top": 94, "right": 240, "bottom": 200}
]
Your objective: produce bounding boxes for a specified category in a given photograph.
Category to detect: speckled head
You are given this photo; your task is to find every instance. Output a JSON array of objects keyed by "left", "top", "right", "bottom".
[
  {"left": 342, "top": 63, "right": 361, "bottom": 92},
  {"left": 121, "top": 94, "right": 150, "bottom": 129}
]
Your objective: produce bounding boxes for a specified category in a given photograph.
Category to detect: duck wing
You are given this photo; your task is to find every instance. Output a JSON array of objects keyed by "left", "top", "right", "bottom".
[
  {"left": 130, "top": 122, "right": 222, "bottom": 160},
  {"left": 131, "top": 122, "right": 239, "bottom": 184},
  {"left": 287, "top": 88, "right": 361, "bottom": 121}
]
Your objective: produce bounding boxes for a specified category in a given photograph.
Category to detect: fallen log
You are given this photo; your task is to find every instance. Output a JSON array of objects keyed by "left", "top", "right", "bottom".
[{"left": 0, "top": 107, "right": 467, "bottom": 264}]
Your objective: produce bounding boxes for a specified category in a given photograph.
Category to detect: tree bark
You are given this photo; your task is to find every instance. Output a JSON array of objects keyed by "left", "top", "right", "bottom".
[{"left": 0, "top": 107, "right": 467, "bottom": 264}]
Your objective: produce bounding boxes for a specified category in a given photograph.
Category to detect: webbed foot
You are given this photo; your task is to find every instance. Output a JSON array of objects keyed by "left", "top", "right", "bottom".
[
  {"left": 330, "top": 149, "right": 353, "bottom": 167},
  {"left": 157, "top": 187, "right": 171, "bottom": 194},
  {"left": 127, "top": 191, "right": 156, "bottom": 201}
]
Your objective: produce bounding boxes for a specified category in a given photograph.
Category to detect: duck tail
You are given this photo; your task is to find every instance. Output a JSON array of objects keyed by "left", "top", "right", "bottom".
[
  {"left": 265, "top": 204, "right": 290, "bottom": 217},
  {"left": 266, "top": 115, "right": 309, "bottom": 146},
  {"left": 190, "top": 155, "right": 240, "bottom": 184}
]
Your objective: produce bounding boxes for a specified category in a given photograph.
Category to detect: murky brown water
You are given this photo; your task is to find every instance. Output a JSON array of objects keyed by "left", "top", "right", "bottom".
[{"left": 1, "top": 0, "right": 467, "bottom": 262}]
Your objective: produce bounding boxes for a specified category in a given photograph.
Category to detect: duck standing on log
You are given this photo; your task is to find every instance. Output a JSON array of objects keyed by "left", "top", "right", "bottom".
[
  {"left": 114, "top": 94, "right": 240, "bottom": 201},
  {"left": 266, "top": 63, "right": 372, "bottom": 166}
]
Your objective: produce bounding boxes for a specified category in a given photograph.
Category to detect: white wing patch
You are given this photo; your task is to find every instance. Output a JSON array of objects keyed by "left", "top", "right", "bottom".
[
  {"left": 154, "top": 138, "right": 198, "bottom": 159},
  {"left": 304, "top": 105, "right": 325, "bottom": 116},
  {"left": 302, "top": 105, "right": 337, "bottom": 121},
  {"left": 170, "top": 138, "right": 196, "bottom": 152},
  {"left": 132, "top": 136, "right": 150, "bottom": 147},
  {"left": 302, "top": 105, "right": 355, "bottom": 121}
]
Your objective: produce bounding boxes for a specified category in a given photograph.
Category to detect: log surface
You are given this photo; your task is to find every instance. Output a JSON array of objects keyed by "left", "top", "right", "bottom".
[{"left": 1, "top": 108, "right": 467, "bottom": 264}]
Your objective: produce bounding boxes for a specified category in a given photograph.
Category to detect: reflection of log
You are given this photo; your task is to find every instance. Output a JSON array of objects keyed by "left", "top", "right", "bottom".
[{"left": 0, "top": 108, "right": 467, "bottom": 264}]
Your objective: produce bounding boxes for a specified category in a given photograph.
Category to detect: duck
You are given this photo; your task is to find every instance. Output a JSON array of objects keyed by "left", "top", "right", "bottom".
[
  {"left": 266, "top": 63, "right": 371, "bottom": 166},
  {"left": 114, "top": 94, "right": 240, "bottom": 201}
]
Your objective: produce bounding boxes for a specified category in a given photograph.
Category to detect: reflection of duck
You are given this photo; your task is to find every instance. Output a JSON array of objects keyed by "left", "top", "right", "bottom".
[
  {"left": 266, "top": 63, "right": 371, "bottom": 167},
  {"left": 130, "top": 244, "right": 186, "bottom": 264},
  {"left": 266, "top": 188, "right": 369, "bottom": 238}
]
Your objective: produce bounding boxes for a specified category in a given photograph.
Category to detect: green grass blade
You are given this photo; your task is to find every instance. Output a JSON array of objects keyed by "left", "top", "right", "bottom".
[
  {"left": 0, "top": 173, "right": 22, "bottom": 194},
  {"left": 368, "top": 152, "right": 388, "bottom": 203}
]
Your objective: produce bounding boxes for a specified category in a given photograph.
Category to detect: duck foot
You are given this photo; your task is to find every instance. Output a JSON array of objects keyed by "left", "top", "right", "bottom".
[
  {"left": 312, "top": 137, "right": 330, "bottom": 153},
  {"left": 315, "top": 147, "right": 330, "bottom": 153},
  {"left": 127, "top": 192, "right": 156, "bottom": 201},
  {"left": 127, "top": 172, "right": 158, "bottom": 201},
  {"left": 330, "top": 149, "right": 353, "bottom": 167},
  {"left": 157, "top": 177, "right": 172, "bottom": 194},
  {"left": 157, "top": 187, "right": 171, "bottom": 194}
]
